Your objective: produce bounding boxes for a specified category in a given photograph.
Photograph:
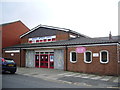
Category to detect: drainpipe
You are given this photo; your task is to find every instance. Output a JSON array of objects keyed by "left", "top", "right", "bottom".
[
  {"left": 20, "top": 48, "right": 21, "bottom": 67},
  {"left": 0, "top": 29, "right": 2, "bottom": 57},
  {"left": 117, "top": 43, "right": 120, "bottom": 76},
  {"left": 65, "top": 46, "right": 68, "bottom": 71}
]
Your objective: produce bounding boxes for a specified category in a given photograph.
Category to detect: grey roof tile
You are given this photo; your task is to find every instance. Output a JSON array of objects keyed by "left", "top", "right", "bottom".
[{"left": 4, "top": 36, "right": 119, "bottom": 49}]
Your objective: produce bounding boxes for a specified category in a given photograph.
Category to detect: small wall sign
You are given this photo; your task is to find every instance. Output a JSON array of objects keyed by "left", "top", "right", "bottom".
[
  {"left": 93, "top": 53, "right": 99, "bottom": 57},
  {"left": 76, "top": 47, "right": 86, "bottom": 53}
]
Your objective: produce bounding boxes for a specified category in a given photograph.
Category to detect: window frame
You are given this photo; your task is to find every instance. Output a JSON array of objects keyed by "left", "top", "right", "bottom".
[
  {"left": 70, "top": 51, "right": 77, "bottom": 63},
  {"left": 100, "top": 50, "right": 109, "bottom": 64},
  {"left": 84, "top": 51, "right": 92, "bottom": 63}
]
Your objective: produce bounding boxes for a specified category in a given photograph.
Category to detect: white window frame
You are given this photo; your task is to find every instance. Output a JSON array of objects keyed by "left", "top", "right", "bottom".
[
  {"left": 84, "top": 51, "right": 92, "bottom": 63},
  {"left": 70, "top": 51, "right": 77, "bottom": 63},
  {"left": 100, "top": 50, "right": 109, "bottom": 64}
]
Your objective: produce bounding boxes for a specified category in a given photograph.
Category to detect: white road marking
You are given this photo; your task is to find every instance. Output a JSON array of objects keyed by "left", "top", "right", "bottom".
[
  {"left": 113, "top": 78, "right": 118, "bottom": 83},
  {"left": 64, "top": 73, "right": 79, "bottom": 77},
  {"left": 74, "top": 75, "right": 83, "bottom": 77},
  {"left": 57, "top": 72, "right": 73, "bottom": 76},
  {"left": 81, "top": 76, "right": 90, "bottom": 79},
  {"left": 91, "top": 76, "right": 103, "bottom": 80},
  {"left": 100, "top": 76, "right": 113, "bottom": 81}
]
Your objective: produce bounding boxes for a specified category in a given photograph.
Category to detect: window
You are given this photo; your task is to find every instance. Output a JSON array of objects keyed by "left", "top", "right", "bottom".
[
  {"left": 40, "top": 52, "right": 44, "bottom": 54},
  {"left": 48, "top": 39, "right": 51, "bottom": 42},
  {"left": 84, "top": 51, "right": 92, "bottom": 63},
  {"left": 100, "top": 50, "right": 109, "bottom": 64},
  {"left": 44, "top": 39, "right": 47, "bottom": 42},
  {"left": 52, "top": 38, "right": 56, "bottom": 41},
  {"left": 36, "top": 40, "right": 39, "bottom": 43},
  {"left": 29, "top": 40, "right": 32, "bottom": 43},
  {"left": 45, "top": 52, "right": 49, "bottom": 54},
  {"left": 39, "top": 40, "right": 43, "bottom": 42},
  {"left": 36, "top": 52, "right": 39, "bottom": 54},
  {"left": 70, "top": 51, "right": 77, "bottom": 63},
  {"left": 50, "top": 52, "right": 54, "bottom": 54}
]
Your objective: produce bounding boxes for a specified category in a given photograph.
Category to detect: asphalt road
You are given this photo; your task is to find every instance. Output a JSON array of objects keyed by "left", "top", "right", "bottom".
[{"left": 2, "top": 73, "right": 91, "bottom": 88}]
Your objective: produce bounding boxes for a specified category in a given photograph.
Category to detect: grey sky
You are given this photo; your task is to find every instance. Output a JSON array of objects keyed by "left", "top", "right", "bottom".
[{"left": 0, "top": 0, "right": 119, "bottom": 37}]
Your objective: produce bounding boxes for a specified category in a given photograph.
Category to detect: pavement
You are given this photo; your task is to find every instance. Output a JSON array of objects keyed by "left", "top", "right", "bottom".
[{"left": 16, "top": 67, "right": 120, "bottom": 88}]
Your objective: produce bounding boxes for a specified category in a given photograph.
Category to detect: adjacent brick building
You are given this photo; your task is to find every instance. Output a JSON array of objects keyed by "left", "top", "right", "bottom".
[
  {"left": 2, "top": 24, "right": 120, "bottom": 76},
  {"left": 1, "top": 20, "right": 29, "bottom": 48}
]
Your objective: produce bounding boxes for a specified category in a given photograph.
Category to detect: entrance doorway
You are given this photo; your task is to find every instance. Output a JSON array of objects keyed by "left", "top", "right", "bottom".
[
  {"left": 35, "top": 52, "right": 54, "bottom": 69},
  {"left": 40, "top": 54, "right": 48, "bottom": 68}
]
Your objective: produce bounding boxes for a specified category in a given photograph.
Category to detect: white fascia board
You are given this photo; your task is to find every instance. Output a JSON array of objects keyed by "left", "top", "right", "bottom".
[
  {"left": 21, "top": 46, "right": 66, "bottom": 50},
  {"left": 20, "top": 24, "right": 41, "bottom": 38},
  {"left": 21, "top": 43, "right": 118, "bottom": 49},
  {"left": 20, "top": 29, "right": 34, "bottom": 38},
  {"left": 40, "top": 24, "right": 70, "bottom": 31},
  {"left": 35, "top": 50, "right": 54, "bottom": 52}
]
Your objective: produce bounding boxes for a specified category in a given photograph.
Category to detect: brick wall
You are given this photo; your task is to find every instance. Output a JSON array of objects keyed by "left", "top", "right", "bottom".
[
  {"left": 66, "top": 45, "right": 118, "bottom": 75},
  {"left": 56, "top": 33, "right": 69, "bottom": 41},
  {"left": 21, "top": 31, "right": 70, "bottom": 44},
  {"left": 2, "top": 21, "right": 29, "bottom": 48},
  {"left": 2, "top": 50, "right": 21, "bottom": 66},
  {"left": 20, "top": 38, "right": 28, "bottom": 44},
  {"left": 20, "top": 49, "right": 26, "bottom": 67},
  {"left": 2, "top": 44, "right": 119, "bottom": 75},
  {"left": 2, "top": 49, "right": 26, "bottom": 67}
]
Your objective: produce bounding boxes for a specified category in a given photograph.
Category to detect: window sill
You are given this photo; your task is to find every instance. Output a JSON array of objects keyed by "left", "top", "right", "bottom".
[
  {"left": 70, "top": 61, "right": 77, "bottom": 63},
  {"left": 84, "top": 61, "right": 92, "bottom": 64}
]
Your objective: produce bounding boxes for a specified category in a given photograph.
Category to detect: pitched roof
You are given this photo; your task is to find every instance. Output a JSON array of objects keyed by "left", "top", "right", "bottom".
[
  {"left": 95, "top": 36, "right": 120, "bottom": 41},
  {"left": 4, "top": 36, "right": 119, "bottom": 49},
  {"left": 20, "top": 24, "right": 89, "bottom": 38}
]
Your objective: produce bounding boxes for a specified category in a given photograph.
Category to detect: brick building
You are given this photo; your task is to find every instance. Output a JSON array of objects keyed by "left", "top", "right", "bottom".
[
  {"left": 0, "top": 20, "right": 29, "bottom": 48},
  {"left": 2, "top": 24, "right": 120, "bottom": 75}
]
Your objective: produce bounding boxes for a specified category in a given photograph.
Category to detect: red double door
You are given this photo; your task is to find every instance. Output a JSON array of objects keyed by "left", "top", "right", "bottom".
[{"left": 35, "top": 54, "right": 54, "bottom": 69}]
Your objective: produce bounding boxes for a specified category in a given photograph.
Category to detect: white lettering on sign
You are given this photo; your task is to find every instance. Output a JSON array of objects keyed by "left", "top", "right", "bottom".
[{"left": 93, "top": 53, "right": 99, "bottom": 57}]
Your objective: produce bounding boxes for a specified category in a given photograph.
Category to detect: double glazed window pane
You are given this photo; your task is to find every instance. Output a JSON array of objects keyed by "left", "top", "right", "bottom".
[
  {"left": 72, "top": 52, "right": 76, "bottom": 61},
  {"left": 101, "top": 52, "right": 107, "bottom": 62},
  {"left": 86, "top": 52, "right": 91, "bottom": 62}
]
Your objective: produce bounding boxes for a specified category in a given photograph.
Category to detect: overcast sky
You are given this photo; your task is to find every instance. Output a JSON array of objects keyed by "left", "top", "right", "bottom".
[{"left": 0, "top": 0, "right": 119, "bottom": 37}]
